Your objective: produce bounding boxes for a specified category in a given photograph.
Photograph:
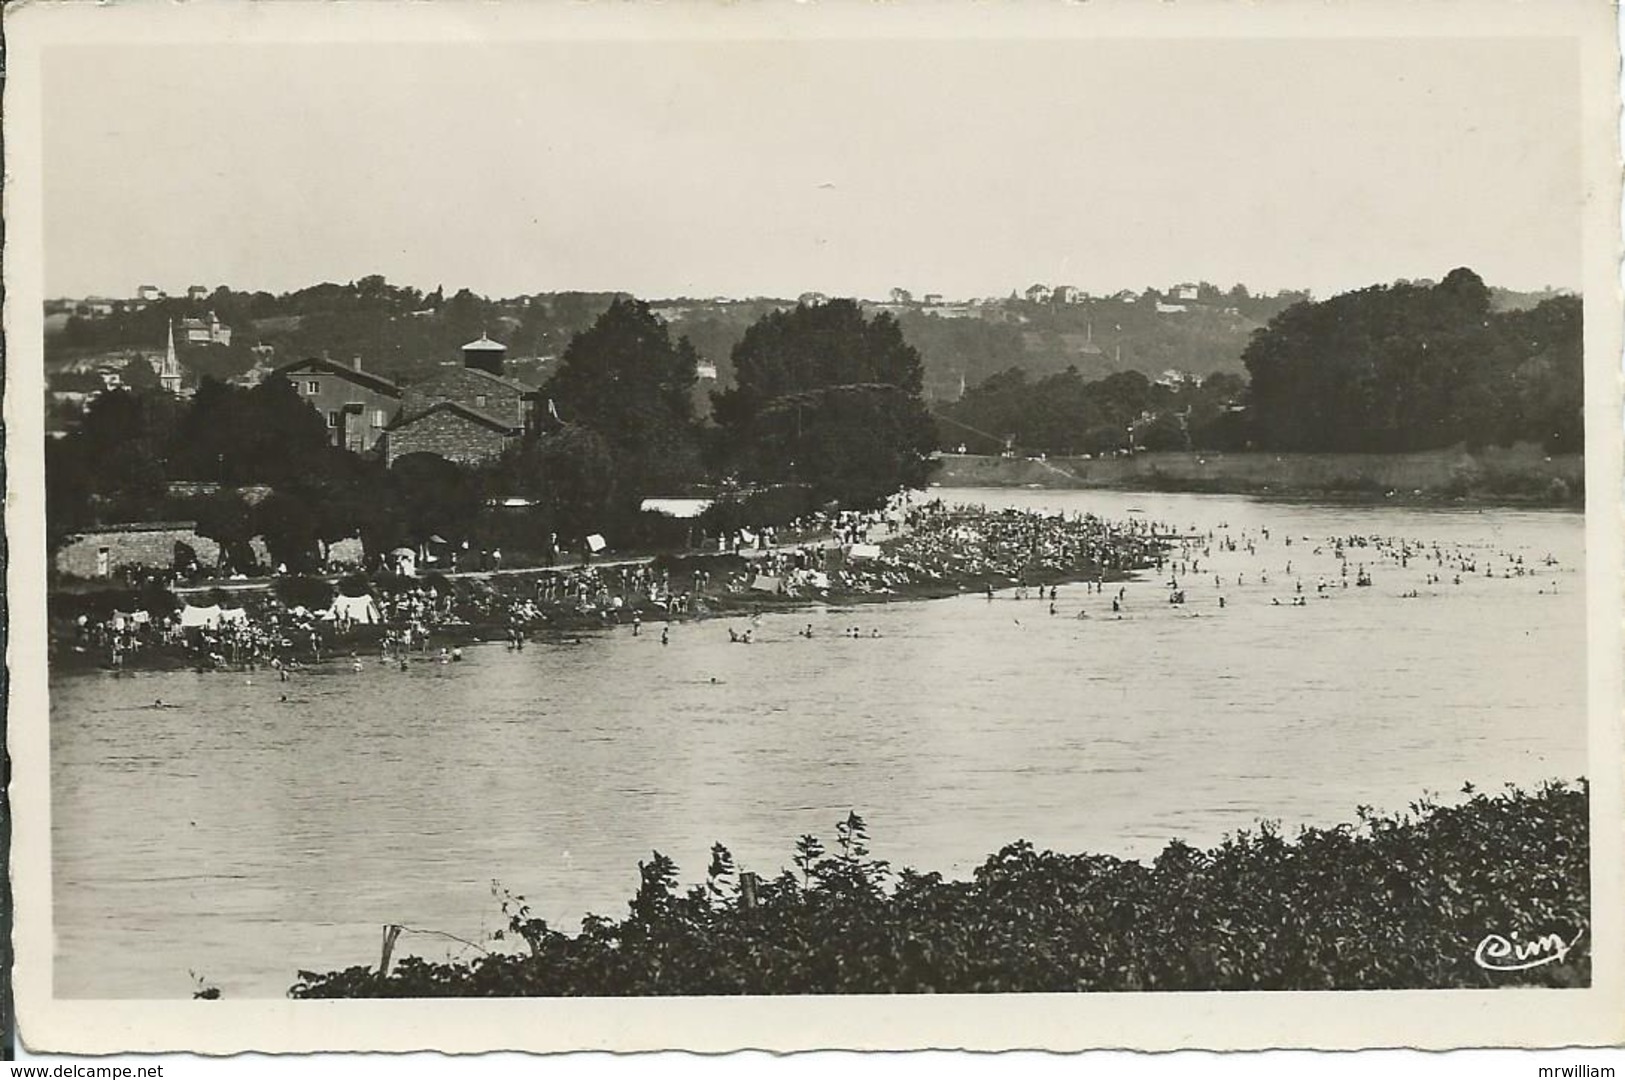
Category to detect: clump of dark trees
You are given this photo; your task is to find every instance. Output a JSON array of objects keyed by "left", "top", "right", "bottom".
[
  {"left": 941, "top": 269, "right": 1582, "bottom": 457},
  {"left": 289, "top": 779, "right": 1588, "bottom": 996},
  {"left": 48, "top": 298, "right": 939, "bottom": 575},
  {"left": 938, "top": 367, "right": 1247, "bottom": 456}
]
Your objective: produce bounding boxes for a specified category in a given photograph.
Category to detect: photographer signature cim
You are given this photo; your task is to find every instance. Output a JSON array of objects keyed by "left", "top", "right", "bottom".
[{"left": 1474, "top": 928, "right": 1585, "bottom": 972}]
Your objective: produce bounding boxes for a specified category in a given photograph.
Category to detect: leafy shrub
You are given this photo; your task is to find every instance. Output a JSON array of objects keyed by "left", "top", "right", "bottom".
[{"left": 290, "top": 783, "right": 1589, "bottom": 997}]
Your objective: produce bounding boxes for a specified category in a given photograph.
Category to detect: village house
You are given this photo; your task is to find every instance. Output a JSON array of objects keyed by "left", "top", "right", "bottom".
[
  {"left": 274, "top": 356, "right": 403, "bottom": 454},
  {"left": 385, "top": 334, "right": 540, "bottom": 466},
  {"left": 179, "top": 311, "right": 233, "bottom": 347},
  {"left": 1023, "top": 283, "right": 1052, "bottom": 304}
]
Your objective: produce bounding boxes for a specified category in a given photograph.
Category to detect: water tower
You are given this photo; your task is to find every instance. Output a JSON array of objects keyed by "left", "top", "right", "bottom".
[{"left": 461, "top": 332, "right": 507, "bottom": 376}]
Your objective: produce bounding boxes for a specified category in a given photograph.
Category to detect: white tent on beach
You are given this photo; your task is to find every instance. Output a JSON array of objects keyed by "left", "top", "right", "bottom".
[
  {"left": 328, "top": 593, "right": 382, "bottom": 625},
  {"left": 178, "top": 604, "right": 223, "bottom": 629}
]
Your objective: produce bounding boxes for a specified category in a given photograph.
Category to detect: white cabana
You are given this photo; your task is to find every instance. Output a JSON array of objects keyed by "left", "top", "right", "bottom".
[
  {"left": 178, "top": 604, "right": 222, "bottom": 629},
  {"left": 329, "top": 593, "right": 382, "bottom": 625},
  {"left": 217, "top": 607, "right": 249, "bottom": 625},
  {"left": 640, "top": 497, "right": 713, "bottom": 519},
  {"left": 389, "top": 547, "right": 417, "bottom": 577}
]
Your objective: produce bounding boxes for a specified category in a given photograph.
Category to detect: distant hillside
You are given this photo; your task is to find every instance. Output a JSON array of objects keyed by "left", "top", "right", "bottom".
[
  {"left": 55, "top": 277, "right": 1563, "bottom": 410},
  {"left": 1490, "top": 285, "right": 1574, "bottom": 312}
]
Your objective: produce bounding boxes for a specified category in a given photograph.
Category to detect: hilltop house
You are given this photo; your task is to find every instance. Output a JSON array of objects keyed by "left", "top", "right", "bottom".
[
  {"left": 179, "top": 312, "right": 232, "bottom": 347},
  {"left": 385, "top": 334, "right": 540, "bottom": 466},
  {"left": 1023, "top": 284, "right": 1052, "bottom": 304},
  {"left": 273, "top": 356, "right": 403, "bottom": 454}
]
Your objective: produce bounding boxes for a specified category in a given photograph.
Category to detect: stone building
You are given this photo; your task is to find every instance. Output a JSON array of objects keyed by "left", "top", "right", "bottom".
[
  {"left": 386, "top": 335, "right": 539, "bottom": 466},
  {"left": 55, "top": 522, "right": 222, "bottom": 579},
  {"left": 274, "top": 356, "right": 403, "bottom": 454}
]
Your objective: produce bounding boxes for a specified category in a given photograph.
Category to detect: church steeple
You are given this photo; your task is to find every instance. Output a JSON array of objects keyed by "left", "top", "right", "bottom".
[{"left": 160, "top": 319, "right": 183, "bottom": 394}]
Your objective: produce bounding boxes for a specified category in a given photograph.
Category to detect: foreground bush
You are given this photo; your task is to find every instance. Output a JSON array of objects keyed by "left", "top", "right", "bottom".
[{"left": 289, "top": 781, "right": 1589, "bottom": 997}]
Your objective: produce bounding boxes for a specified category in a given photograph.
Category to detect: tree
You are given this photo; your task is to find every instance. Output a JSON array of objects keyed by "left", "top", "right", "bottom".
[
  {"left": 255, "top": 490, "right": 322, "bottom": 574},
  {"left": 287, "top": 448, "right": 400, "bottom": 565},
  {"left": 1241, "top": 269, "right": 1577, "bottom": 453},
  {"left": 712, "top": 300, "right": 938, "bottom": 507},
  {"left": 68, "top": 388, "right": 179, "bottom": 520},
  {"left": 119, "top": 356, "right": 160, "bottom": 392},
  {"left": 545, "top": 298, "right": 701, "bottom": 493},
  {"left": 498, "top": 423, "right": 618, "bottom": 542},
  {"left": 167, "top": 377, "right": 328, "bottom": 484},
  {"left": 390, "top": 452, "right": 484, "bottom": 548},
  {"left": 193, "top": 491, "right": 259, "bottom": 574}
]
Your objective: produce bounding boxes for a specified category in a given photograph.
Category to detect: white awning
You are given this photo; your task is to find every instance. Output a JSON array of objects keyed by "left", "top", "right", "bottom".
[{"left": 640, "top": 497, "right": 713, "bottom": 519}]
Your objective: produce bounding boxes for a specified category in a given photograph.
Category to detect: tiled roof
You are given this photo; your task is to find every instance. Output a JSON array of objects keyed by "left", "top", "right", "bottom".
[
  {"left": 272, "top": 357, "right": 402, "bottom": 397},
  {"left": 387, "top": 399, "right": 520, "bottom": 434},
  {"left": 411, "top": 364, "right": 537, "bottom": 395}
]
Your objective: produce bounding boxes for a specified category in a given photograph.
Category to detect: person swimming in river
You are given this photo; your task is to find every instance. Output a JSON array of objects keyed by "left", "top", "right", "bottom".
[{"left": 661, "top": 627, "right": 670, "bottom": 646}]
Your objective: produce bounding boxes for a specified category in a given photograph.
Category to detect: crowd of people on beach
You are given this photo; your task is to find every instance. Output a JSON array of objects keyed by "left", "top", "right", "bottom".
[{"left": 59, "top": 494, "right": 1570, "bottom": 678}]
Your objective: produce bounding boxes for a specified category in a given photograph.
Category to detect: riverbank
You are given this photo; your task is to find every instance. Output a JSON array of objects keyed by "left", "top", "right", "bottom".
[
  {"left": 933, "top": 444, "right": 1584, "bottom": 506},
  {"left": 50, "top": 502, "right": 1167, "bottom": 674},
  {"left": 288, "top": 779, "right": 1589, "bottom": 995}
]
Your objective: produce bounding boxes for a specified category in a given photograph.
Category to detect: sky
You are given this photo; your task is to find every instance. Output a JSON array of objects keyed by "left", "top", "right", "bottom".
[{"left": 42, "top": 34, "right": 1582, "bottom": 302}]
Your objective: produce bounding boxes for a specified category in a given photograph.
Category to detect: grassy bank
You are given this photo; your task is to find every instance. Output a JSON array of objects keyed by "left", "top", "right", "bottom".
[
  {"left": 289, "top": 779, "right": 1589, "bottom": 996},
  {"left": 934, "top": 444, "right": 1584, "bottom": 505}
]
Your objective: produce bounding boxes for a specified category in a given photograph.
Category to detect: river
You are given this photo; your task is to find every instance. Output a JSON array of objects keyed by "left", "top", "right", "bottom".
[{"left": 49, "top": 488, "right": 1589, "bottom": 998}]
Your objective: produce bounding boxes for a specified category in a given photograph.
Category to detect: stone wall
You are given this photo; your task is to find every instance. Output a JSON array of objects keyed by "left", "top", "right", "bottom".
[{"left": 55, "top": 525, "right": 221, "bottom": 579}]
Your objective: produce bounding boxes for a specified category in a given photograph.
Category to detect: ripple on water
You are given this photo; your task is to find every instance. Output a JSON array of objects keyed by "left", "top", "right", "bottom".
[{"left": 49, "top": 489, "right": 1589, "bottom": 997}]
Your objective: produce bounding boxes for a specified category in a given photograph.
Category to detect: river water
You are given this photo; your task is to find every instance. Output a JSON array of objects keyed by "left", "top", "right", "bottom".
[{"left": 50, "top": 488, "right": 1589, "bottom": 998}]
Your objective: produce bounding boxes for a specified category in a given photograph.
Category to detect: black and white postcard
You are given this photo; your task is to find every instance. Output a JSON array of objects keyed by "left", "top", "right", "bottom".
[{"left": 4, "top": 0, "right": 1622, "bottom": 1055}]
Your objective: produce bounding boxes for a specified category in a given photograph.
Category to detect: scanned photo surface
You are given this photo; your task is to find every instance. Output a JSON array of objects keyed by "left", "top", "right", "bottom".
[{"left": 5, "top": 0, "right": 1623, "bottom": 1055}]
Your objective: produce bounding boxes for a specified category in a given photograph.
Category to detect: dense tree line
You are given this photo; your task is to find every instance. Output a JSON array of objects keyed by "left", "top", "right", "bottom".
[
  {"left": 49, "top": 297, "right": 939, "bottom": 575},
  {"left": 940, "top": 270, "right": 1582, "bottom": 458},
  {"left": 1244, "top": 269, "right": 1582, "bottom": 453},
  {"left": 937, "top": 366, "right": 1246, "bottom": 456},
  {"left": 49, "top": 275, "right": 1316, "bottom": 407},
  {"left": 711, "top": 300, "right": 939, "bottom": 507}
]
